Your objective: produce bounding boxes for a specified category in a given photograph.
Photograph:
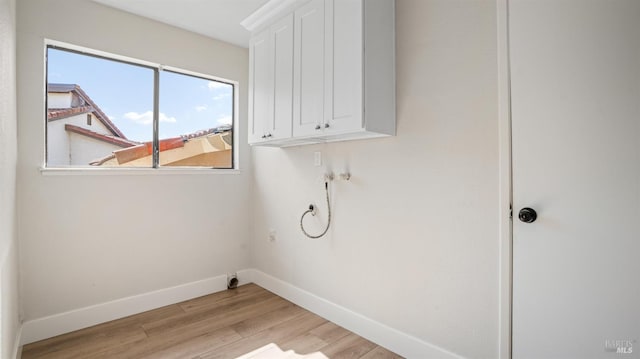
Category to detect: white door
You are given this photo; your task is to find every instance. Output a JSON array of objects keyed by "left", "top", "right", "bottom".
[{"left": 511, "top": 1, "right": 640, "bottom": 358}]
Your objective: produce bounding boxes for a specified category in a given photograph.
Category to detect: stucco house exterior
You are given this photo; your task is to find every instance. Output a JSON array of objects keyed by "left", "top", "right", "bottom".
[
  {"left": 46, "top": 83, "right": 138, "bottom": 166},
  {"left": 46, "top": 83, "right": 232, "bottom": 167},
  {"left": 93, "top": 127, "right": 232, "bottom": 168}
]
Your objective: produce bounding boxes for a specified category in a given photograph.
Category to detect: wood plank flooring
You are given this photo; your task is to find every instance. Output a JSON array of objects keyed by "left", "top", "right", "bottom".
[{"left": 21, "top": 284, "right": 402, "bottom": 359}]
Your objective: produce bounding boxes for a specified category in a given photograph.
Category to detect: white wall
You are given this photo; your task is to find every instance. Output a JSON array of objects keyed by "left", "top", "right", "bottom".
[
  {"left": 17, "top": 0, "right": 251, "bottom": 325},
  {"left": 47, "top": 93, "right": 71, "bottom": 109},
  {"left": 68, "top": 131, "right": 125, "bottom": 166},
  {"left": 0, "top": 0, "right": 20, "bottom": 357},
  {"left": 48, "top": 113, "right": 123, "bottom": 166},
  {"left": 15, "top": 0, "right": 502, "bottom": 356},
  {"left": 250, "top": 0, "right": 499, "bottom": 358}
]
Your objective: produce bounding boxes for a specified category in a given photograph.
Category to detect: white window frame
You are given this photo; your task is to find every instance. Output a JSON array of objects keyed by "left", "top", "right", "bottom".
[{"left": 42, "top": 39, "right": 240, "bottom": 175}]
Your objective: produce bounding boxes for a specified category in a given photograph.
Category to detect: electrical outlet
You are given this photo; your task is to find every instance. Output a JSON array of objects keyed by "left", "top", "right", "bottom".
[{"left": 268, "top": 229, "right": 277, "bottom": 242}]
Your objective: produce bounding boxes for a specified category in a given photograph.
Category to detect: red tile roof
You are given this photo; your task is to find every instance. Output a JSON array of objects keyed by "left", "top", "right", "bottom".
[
  {"left": 65, "top": 124, "right": 139, "bottom": 148},
  {"left": 48, "top": 83, "right": 127, "bottom": 138},
  {"left": 47, "top": 106, "right": 94, "bottom": 121},
  {"left": 112, "top": 137, "right": 186, "bottom": 164},
  {"left": 89, "top": 130, "right": 231, "bottom": 166}
]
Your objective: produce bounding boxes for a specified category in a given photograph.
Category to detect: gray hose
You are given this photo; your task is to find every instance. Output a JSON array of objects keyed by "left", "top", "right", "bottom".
[{"left": 300, "top": 182, "right": 331, "bottom": 239}]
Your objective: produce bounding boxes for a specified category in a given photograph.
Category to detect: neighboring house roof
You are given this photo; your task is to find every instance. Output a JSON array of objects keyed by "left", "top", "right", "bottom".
[
  {"left": 47, "top": 83, "right": 233, "bottom": 167},
  {"left": 90, "top": 128, "right": 232, "bottom": 166},
  {"left": 48, "top": 105, "right": 94, "bottom": 121},
  {"left": 121, "top": 138, "right": 184, "bottom": 164},
  {"left": 181, "top": 126, "right": 232, "bottom": 140},
  {"left": 47, "top": 83, "right": 127, "bottom": 139},
  {"left": 65, "top": 124, "right": 139, "bottom": 148}
]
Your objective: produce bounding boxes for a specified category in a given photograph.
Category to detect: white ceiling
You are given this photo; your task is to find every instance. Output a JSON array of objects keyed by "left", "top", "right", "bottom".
[{"left": 92, "top": 0, "right": 270, "bottom": 48}]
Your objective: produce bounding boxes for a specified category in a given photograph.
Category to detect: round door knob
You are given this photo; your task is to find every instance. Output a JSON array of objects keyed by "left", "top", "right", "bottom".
[{"left": 518, "top": 207, "right": 537, "bottom": 223}]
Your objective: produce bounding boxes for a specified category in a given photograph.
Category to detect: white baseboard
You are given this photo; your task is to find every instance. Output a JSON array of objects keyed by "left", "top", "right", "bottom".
[
  {"left": 18, "top": 269, "right": 464, "bottom": 358},
  {"left": 20, "top": 274, "right": 229, "bottom": 345},
  {"left": 12, "top": 325, "right": 22, "bottom": 359},
  {"left": 245, "top": 268, "right": 464, "bottom": 359}
]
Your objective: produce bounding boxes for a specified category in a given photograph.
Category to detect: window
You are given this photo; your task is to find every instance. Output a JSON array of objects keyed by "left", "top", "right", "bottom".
[{"left": 45, "top": 44, "right": 235, "bottom": 169}]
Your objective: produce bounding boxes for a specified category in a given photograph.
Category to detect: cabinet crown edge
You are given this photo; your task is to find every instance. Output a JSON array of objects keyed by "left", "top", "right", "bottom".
[{"left": 241, "top": 0, "right": 299, "bottom": 33}]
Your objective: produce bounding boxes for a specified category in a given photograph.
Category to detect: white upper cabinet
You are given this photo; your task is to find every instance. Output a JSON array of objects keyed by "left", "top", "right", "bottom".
[
  {"left": 248, "top": 29, "right": 270, "bottom": 143},
  {"left": 248, "top": 14, "right": 294, "bottom": 144},
  {"left": 324, "top": 0, "right": 363, "bottom": 134},
  {"left": 244, "top": 0, "right": 395, "bottom": 146},
  {"left": 293, "top": 0, "right": 325, "bottom": 137},
  {"left": 269, "top": 14, "right": 294, "bottom": 141}
]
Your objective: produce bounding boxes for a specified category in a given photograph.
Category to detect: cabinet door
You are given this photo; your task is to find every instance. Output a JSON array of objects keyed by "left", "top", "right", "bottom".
[
  {"left": 325, "top": 0, "right": 363, "bottom": 134},
  {"left": 293, "top": 0, "right": 325, "bottom": 137},
  {"left": 248, "top": 28, "right": 271, "bottom": 144},
  {"left": 269, "top": 14, "right": 294, "bottom": 140}
]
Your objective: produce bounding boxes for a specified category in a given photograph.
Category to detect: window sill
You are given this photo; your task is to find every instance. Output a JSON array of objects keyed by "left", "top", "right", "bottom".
[{"left": 40, "top": 167, "right": 242, "bottom": 176}]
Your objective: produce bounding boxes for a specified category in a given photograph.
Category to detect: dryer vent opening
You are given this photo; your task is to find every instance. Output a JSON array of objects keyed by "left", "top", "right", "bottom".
[{"left": 227, "top": 274, "right": 238, "bottom": 289}]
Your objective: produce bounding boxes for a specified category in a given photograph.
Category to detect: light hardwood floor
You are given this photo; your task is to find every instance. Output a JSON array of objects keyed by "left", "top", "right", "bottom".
[{"left": 22, "top": 284, "right": 402, "bottom": 359}]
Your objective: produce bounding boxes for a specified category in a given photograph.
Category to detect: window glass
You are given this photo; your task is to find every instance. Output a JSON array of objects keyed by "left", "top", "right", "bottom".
[
  {"left": 159, "top": 71, "right": 234, "bottom": 168},
  {"left": 45, "top": 45, "right": 235, "bottom": 169},
  {"left": 46, "top": 47, "right": 153, "bottom": 167}
]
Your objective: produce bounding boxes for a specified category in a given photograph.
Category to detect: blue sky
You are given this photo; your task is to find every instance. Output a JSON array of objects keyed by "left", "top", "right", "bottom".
[{"left": 47, "top": 48, "right": 233, "bottom": 142}]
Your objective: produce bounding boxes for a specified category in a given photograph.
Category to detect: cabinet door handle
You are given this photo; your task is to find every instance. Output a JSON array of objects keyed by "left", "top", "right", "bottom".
[
  {"left": 325, "top": 123, "right": 330, "bottom": 128},
  {"left": 315, "top": 125, "right": 321, "bottom": 130},
  {"left": 266, "top": 133, "right": 273, "bottom": 138},
  {"left": 261, "top": 135, "right": 267, "bottom": 139}
]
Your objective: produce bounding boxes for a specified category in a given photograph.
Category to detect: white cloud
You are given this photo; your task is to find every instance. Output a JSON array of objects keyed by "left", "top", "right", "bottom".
[
  {"left": 107, "top": 114, "right": 116, "bottom": 120},
  {"left": 195, "top": 105, "right": 207, "bottom": 112},
  {"left": 213, "top": 93, "right": 231, "bottom": 101},
  {"left": 216, "top": 115, "right": 232, "bottom": 125},
  {"left": 124, "top": 111, "right": 152, "bottom": 125},
  {"left": 124, "top": 111, "right": 177, "bottom": 125},
  {"left": 159, "top": 113, "right": 177, "bottom": 123},
  {"left": 208, "top": 81, "right": 230, "bottom": 90}
]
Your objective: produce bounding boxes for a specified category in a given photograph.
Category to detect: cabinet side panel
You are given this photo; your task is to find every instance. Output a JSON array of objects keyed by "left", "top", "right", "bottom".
[{"left": 364, "top": 0, "right": 396, "bottom": 135}]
